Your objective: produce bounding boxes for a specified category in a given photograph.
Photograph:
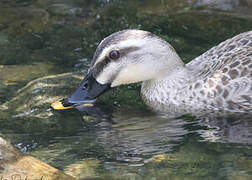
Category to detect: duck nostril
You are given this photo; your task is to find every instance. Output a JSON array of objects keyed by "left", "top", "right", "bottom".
[{"left": 82, "top": 82, "right": 88, "bottom": 90}]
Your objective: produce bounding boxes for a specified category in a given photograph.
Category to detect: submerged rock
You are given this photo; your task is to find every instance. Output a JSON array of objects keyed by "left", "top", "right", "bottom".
[
  {"left": 0, "top": 73, "right": 82, "bottom": 118},
  {"left": 0, "top": 63, "right": 63, "bottom": 104}
]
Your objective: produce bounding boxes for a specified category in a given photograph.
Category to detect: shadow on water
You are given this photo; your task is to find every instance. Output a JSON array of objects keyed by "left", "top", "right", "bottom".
[{"left": 0, "top": 0, "right": 252, "bottom": 179}]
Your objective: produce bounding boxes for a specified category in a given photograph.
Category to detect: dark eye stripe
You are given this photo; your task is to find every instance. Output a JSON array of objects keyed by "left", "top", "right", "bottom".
[{"left": 92, "top": 46, "right": 140, "bottom": 78}]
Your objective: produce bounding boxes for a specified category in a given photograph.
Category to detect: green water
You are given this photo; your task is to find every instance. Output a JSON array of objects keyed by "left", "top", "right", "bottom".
[{"left": 0, "top": 0, "right": 252, "bottom": 179}]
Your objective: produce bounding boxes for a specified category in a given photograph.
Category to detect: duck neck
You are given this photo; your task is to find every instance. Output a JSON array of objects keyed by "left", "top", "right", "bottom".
[
  {"left": 160, "top": 65, "right": 191, "bottom": 86},
  {"left": 141, "top": 65, "right": 192, "bottom": 111}
]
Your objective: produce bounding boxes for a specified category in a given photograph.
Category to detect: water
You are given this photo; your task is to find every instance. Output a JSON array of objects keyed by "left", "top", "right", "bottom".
[{"left": 0, "top": 0, "right": 252, "bottom": 179}]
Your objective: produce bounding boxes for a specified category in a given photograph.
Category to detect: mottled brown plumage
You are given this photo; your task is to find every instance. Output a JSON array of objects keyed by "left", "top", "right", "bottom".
[{"left": 183, "top": 31, "right": 252, "bottom": 112}]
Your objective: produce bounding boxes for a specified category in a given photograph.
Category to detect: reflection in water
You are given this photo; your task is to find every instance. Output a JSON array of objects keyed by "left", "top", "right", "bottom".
[
  {"left": 63, "top": 105, "right": 190, "bottom": 163},
  {"left": 197, "top": 113, "right": 252, "bottom": 144},
  {"left": 94, "top": 114, "right": 188, "bottom": 162},
  {"left": 79, "top": 106, "right": 252, "bottom": 156}
]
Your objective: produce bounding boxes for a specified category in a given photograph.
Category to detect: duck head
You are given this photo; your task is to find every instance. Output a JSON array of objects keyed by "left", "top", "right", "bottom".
[{"left": 68, "top": 29, "right": 184, "bottom": 106}]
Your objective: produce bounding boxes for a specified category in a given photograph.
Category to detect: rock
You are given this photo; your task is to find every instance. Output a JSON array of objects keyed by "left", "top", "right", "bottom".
[
  {"left": 0, "top": 136, "right": 76, "bottom": 180},
  {"left": 64, "top": 158, "right": 100, "bottom": 179}
]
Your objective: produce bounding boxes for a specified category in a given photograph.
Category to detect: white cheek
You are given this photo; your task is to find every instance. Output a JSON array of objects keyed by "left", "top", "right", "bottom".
[
  {"left": 96, "top": 62, "right": 119, "bottom": 85},
  {"left": 111, "top": 62, "right": 160, "bottom": 87}
]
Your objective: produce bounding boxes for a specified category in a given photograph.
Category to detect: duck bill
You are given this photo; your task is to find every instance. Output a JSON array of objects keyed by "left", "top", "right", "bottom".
[{"left": 67, "top": 71, "right": 110, "bottom": 106}]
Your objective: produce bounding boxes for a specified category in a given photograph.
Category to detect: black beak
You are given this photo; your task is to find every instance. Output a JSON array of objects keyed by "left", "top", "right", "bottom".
[{"left": 67, "top": 70, "right": 110, "bottom": 106}]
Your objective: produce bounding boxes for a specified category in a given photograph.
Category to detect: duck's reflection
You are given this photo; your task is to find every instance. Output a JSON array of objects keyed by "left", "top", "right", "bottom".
[
  {"left": 197, "top": 113, "right": 252, "bottom": 144},
  {"left": 74, "top": 104, "right": 252, "bottom": 163},
  {"left": 74, "top": 104, "right": 187, "bottom": 162}
]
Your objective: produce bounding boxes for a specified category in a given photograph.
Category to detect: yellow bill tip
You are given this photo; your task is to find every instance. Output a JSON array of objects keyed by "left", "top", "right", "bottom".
[
  {"left": 51, "top": 100, "right": 94, "bottom": 110},
  {"left": 51, "top": 100, "right": 73, "bottom": 110}
]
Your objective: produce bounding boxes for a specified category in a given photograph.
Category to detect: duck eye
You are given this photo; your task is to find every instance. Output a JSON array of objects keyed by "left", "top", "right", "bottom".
[{"left": 109, "top": 50, "right": 120, "bottom": 60}]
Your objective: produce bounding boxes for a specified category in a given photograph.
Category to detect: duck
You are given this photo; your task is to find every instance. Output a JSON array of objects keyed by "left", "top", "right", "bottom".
[{"left": 66, "top": 29, "right": 252, "bottom": 113}]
